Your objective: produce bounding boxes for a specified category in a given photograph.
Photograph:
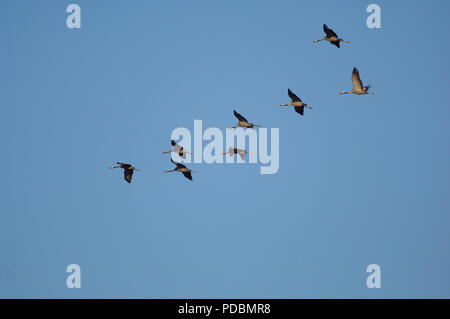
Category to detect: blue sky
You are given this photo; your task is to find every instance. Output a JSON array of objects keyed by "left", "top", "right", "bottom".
[{"left": 1, "top": 0, "right": 450, "bottom": 298}]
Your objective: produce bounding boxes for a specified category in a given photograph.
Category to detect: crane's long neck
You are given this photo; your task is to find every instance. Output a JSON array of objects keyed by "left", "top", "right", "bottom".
[
  {"left": 280, "top": 104, "right": 289, "bottom": 106},
  {"left": 164, "top": 169, "right": 175, "bottom": 173},
  {"left": 162, "top": 150, "right": 171, "bottom": 154},
  {"left": 339, "top": 91, "right": 350, "bottom": 94},
  {"left": 109, "top": 165, "right": 119, "bottom": 169},
  {"left": 312, "top": 39, "right": 323, "bottom": 43}
]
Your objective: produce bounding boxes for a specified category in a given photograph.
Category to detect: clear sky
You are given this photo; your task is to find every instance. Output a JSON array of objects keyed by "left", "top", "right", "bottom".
[{"left": 1, "top": 0, "right": 450, "bottom": 298}]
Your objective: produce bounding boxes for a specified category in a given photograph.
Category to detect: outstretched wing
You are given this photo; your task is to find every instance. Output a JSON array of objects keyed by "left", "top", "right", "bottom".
[
  {"left": 288, "top": 89, "right": 302, "bottom": 102},
  {"left": 178, "top": 148, "right": 186, "bottom": 159},
  {"left": 294, "top": 106, "right": 304, "bottom": 116},
  {"left": 331, "top": 41, "right": 340, "bottom": 48},
  {"left": 233, "top": 110, "right": 248, "bottom": 122},
  {"left": 124, "top": 168, "right": 133, "bottom": 183},
  {"left": 323, "top": 24, "right": 338, "bottom": 38},
  {"left": 171, "top": 158, "right": 187, "bottom": 169},
  {"left": 237, "top": 150, "right": 246, "bottom": 161},
  {"left": 171, "top": 139, "right": 184, "bottom": 153},
  {"left": 182, "top": 171, "right": 193, "bottom": 181},
  {"left": 351, "top": 67, "right": 364, "bottom": 91}
]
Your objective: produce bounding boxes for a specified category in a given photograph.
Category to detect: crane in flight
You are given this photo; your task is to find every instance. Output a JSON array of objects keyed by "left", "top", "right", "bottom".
[
  {"left": 162, "top": 140, "right": 193, "bottom": 159},
  {"left": 109, "top": 162, "right": 142, "bottom": 183},
  {"left": 228, "top": 110, "right": 261, "bottom": 129},
  {"left": 220, "top": 147, "right": 250, "bottom": 161},
  {"left": 280, "top": 89, "right": 312, "bottom": 116},
  {"left": 164, "top": 159, "right": 195, "bottom": 181},
  {"left": 339, "top": 67, "right": 374, "bottom": 95},
  {"left": 313, "top": 24, "right": 350, "bottom": 48}
]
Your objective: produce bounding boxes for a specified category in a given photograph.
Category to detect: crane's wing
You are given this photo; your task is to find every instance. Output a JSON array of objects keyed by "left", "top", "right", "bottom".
[
  {"left": 173, "top": 144, "right": 182, "bottom": 152},
  {"left": 323, "top": 24, "right": 338, "bottom": 38},
  {"left": 331, "top": 41, "right": 340, "bottom": 48},
  {"left": 124, "top": 168, "right": 133, "bottom": 183},
  {"left": 171, "top": 140, "right": 184, "bottom": 154},
  {"left": 294, "top": 106, "right": 304, "bottom": 116},
  {"left": 178, "top": 148, "right": 186, "bottom": 159},
  {"left": 117, "top": 162, "right": 132, "bottom": 169},
  {"left": 351, "top": 67, "right": 364, "bottom": 91},
  {"left": 233, "top": 110, "right": 248, "bottom": 122},
  {"left": 288, "top": 89, "right": 302, "bottom": 102},
  {"left": 238, "top": 151, "right": 246, "bottom": 161},
  {"left": 182, "top": 171, "right": 193, "bottom": 181},
  {"left": 171, "top": 158, "right": 186, "bottom": 169}
]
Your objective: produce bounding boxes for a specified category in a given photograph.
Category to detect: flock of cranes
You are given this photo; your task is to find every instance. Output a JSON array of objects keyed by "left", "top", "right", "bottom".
[{"left": 109, "top": 24, "right": 373, "bottom": 183}]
